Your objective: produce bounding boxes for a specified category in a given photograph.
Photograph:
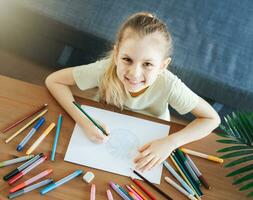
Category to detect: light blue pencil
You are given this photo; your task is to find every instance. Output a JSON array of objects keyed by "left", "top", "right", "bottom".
[
  {"left": 8, "top": 178, "right": 53, "bottom": 199},
  {"left": 51, "top": 114, "right": 62, "bottom": 161},
  {"left": 163, "top": 161, "right": 195, "bottom": 195},
  {"left": 109, "top": 182, "right": 131, "bottom": 200},
  {"left": 115, "top": 183, "right": 134, "bottom": 200}
]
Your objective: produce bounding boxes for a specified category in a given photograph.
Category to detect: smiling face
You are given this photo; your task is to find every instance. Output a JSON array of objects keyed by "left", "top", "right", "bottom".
[{"left": 115, "top": 29, "right": 170, "bottom": 93}]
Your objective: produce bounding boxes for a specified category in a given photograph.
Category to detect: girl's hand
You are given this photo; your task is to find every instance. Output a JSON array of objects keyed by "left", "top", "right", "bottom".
[
  {"left": 83, "top": 120, "right": 110, "bottom": 144},
  {"left": 133, "top": 137, "right": 175, "bottom": 172}
]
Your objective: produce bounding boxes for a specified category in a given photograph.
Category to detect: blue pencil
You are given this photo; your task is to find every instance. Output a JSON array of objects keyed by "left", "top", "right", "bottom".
[
  {"left": 51, "top": 114, "right": 62, "bottom": 161},
  {"left": 17, "top": 117, "right": 45, "bottom": 151}
]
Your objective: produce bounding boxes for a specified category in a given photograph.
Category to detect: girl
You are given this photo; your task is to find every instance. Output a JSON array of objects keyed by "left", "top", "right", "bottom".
[{"left": 45, "top": 12, "right": 220, "bottom": 172}]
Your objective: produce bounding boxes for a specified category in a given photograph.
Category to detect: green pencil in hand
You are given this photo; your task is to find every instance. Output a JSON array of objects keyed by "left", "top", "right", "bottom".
[{"left": 73, "top": 101, "right": 109, "bottom": 136}]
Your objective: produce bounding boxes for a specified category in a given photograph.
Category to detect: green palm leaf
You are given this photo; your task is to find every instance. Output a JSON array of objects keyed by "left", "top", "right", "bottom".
[
  {"left": 233, "top": 172, "right": 253, "bottom": 185},
  {"left": 217, "top": 145, "right": 252, "bottom": 153},
  {"left": 215, "top": 132, "right": 231, "bottom": 138},
  {"left": 218, "top": 124, "right": 233, "bottom": 137},
  {"left": 226, "top": 164, "right": 253, "bottom": 177},
  {"left": 238, "top": 113, "right": 253, "bottom": 142},
  {"left": 225, "top": 155, "right": 253, "bottom": 167},
  {"left": 240, "top": 181, "right": 253, "bottom": 191},
  {"left": 216, "top": 112, "right": 253, "bottom": 197},
  {"left": 232, "top": 113, "right": 253, "bottom": 145},
  {"left": 224, "top": 116, "right": 240, "bottom": 138},
  {"left": 216, "top": 139, "right": 243, "bottom": 144},
  {"left": 220, "top": 150, "right": 253, "bottom": 159},
  {"left": 247, "top": 191, "right": 253, "bottom": 197}
]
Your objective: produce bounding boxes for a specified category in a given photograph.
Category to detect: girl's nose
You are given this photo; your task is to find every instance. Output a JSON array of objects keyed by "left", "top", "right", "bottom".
[{"left": 129, "top": 64, "right": 142, "bottom": 78}]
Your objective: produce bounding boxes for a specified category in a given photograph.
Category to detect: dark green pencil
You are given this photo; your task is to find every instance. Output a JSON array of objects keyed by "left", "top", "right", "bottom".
[
  {"left": 73, "top": 101, "right": 108, "bottom": 136},
  {"left": 172, "top": 152, "right": 203, "bottom": 196}
]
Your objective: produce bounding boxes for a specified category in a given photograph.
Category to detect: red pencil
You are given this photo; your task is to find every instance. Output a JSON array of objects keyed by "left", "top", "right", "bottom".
[
  {"left": 1, "top": 104, "right": 48, "bottom": 133},
  {"left": 130, "top": 177, "right": 157, "bottom": 200}
]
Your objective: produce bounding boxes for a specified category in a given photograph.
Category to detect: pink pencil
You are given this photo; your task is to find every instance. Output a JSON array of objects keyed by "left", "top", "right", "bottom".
[
  {"left": 106, "top": 189, "right": 114, "bottom": 200},
  {"left": 9, "top": 169, "right": 52, "bottom": 193},
  {"left": 90, "top": 184, "right": 96, "bottom": 200},
  {"left": 126, "top": 185, "right": 143, "bottom": 200}
]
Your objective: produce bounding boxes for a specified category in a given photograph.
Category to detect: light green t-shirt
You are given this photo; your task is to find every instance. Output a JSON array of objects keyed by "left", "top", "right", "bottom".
[{"left": 73, "top": 59, "right": 199, "bottom": 121}]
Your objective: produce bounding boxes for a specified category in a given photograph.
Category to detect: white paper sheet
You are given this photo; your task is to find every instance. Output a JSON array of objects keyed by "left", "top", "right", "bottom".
[{"left": 64, "top": 105, "right": 170, "bottom": 184}]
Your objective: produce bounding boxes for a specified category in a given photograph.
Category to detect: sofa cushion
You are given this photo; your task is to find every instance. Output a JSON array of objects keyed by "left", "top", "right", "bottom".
[{"left": 12, "top": 0, "right": 253, "bottom": 110}]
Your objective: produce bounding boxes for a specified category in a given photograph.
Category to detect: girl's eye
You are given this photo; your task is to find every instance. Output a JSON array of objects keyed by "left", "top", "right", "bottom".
[
  {"left": 122, "top": 58, "right": 131, "bottom": 63},
  {"left": 143, "top": 62, "right": 153, "bottom": 68}
]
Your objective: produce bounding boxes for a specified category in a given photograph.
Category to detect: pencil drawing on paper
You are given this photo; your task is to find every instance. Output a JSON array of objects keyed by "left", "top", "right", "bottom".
[{"left": 105, "top": 128, "right": 140, "bottom": 159}]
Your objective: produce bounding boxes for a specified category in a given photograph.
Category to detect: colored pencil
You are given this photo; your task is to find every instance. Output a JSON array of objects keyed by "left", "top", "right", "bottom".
[
  {"left": 8, "top": 178, "right": 53, "bottom": 199},
  {"left": 26, "top": 123, "right": 55, "bottom": 155},
  {"left": 40, "top": 170, "right": 83, "bottom": 195},
  {"left": 131, "top": 170, "right": 173, "bottom": 200},
  {"left": 9, "top": 169, "right": 53, "bottom": 193},
  {"left": 170, "top": 155, "right": 201, "bottom": 200},
  {"left": 180, "top": 148, "right": 223, "bottom": 163},
  {"left": 130, "top": 184, "right": 148, "bottom": 200},
  {"left": 17, "top": 117, "right": 45, "bottom": 151},
  {"left": 1, "top": 104, "right": 47, "bottom": 133},
  {"left": 90, "top": 184, "right": 96, "bottom": 200},
  {"left": 109, "top": 182, "right": 131, "bottom": 200},
  {"left": 73, "top": 101, "right": 108, "bottom": 136},
  {"left": 165, "top": 177, "right": 197, "bottom": 200},
  {"left": 5, "top": 109, "right": 48, "bottom": 143},
  {"left": 129, "top": 191, "right": 139, "bottom": 200},
  {"left": 163, "top": 161, "right": 195, "bottom": 195},
  {"left": 3, "top": 153, "right": 43, "bottom": 181},
  {"left": 185, "top": 154, "right": 210, "bottom": 189},
  {"left": 130, "top": 177, "right": 157, "bottom": 200},
  {"left": 51, "top": 114, "right": 62, "bottom": 161},
  {"left": 126, "top": 185, "right": 143, "bottom": 200},
  {"left": 0, "top": 155, "right": 34, "bottom": 168},
  {"left": 115, "top": 184, "right": 134, "bottom": 200},
  {"left": 106, "top": 189, "right": 114, "bottom": 200},
  {"left": 176, "top": 149, "right": 201, "bottom": 185},
  {"left": 8, "top": 155, "right": 48, "bottom": 185},
  {"left": 172, "top": 152, "right": 202, "bottom": 196}
]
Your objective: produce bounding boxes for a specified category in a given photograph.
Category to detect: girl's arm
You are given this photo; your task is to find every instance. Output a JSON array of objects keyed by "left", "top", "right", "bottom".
[
  {"left": 167, "top": 97, "right": 221, "bottom": 147},
  {"left": 45, "top": 68, "right": 109, "bottom": 143},
  {"left": 134, "top": 97, "right": 220, "bottom": 171}
]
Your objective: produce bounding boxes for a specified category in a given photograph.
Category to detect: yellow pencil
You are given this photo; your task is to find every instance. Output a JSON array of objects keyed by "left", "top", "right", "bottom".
[
  {"left": 180, "top": 148, "right": 223, "bottom": 164},
  {"left": 26, "top": 122, "right": 55, "bottom": 155},
  {"left": 5, "top": 109, "right": 48, "bottom": 144},
  {"left": 170, "top": 155, "right": 202, "bottom": 200}
]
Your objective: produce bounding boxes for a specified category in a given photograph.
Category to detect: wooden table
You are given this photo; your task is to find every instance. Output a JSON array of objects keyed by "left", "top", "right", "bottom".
[{"left": 0, "top": 75, "right": 246, "bottom": 200}]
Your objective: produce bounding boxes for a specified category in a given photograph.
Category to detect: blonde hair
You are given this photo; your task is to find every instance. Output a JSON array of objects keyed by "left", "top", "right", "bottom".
[{"left": 99, "top": 12, "right": 173, "bottom": 109}]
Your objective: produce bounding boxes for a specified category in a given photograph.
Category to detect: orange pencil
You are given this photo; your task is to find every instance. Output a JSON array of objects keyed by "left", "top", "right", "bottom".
[
  {"left": 130, "top": 184, "right": 148, "bottom": 200},
  {"left": 129, "top": 191, "right": 139, "bottom": 200}
]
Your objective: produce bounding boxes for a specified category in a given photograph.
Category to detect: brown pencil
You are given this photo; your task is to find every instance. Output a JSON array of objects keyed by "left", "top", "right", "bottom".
[{"left": 1, "top": 104, "right": 48, "bottom": 133}]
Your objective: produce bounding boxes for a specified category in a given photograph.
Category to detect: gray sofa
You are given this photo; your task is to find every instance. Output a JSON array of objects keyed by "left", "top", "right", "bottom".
[{"left": 1, "top": 0, "right": 252, "bottom": 121}]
